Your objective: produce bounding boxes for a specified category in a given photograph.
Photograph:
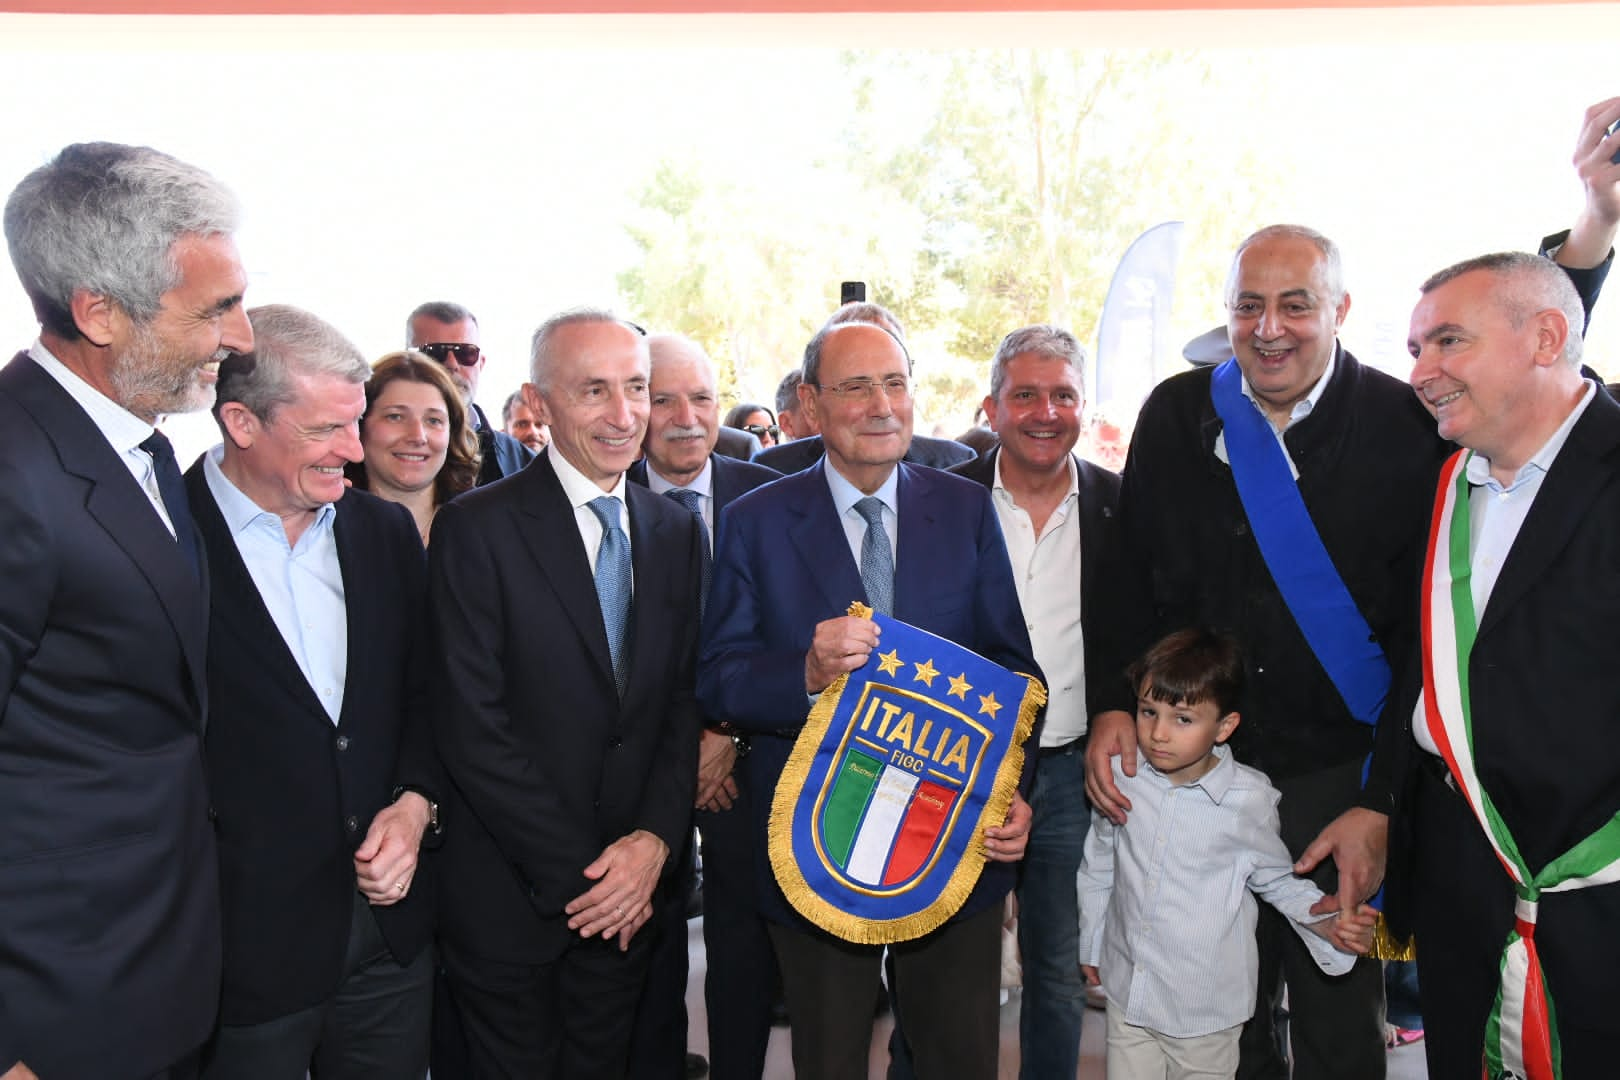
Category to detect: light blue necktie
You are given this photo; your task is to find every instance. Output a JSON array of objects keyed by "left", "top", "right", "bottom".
[
  {"left": 853, "top": 496, "right": 893, "bottom": 616},
  {"left": 664, "top": 487, "right": 711, "bottom": 619},
  {"left": 587, "top": 496, "right": 631, "bottom": 696}
]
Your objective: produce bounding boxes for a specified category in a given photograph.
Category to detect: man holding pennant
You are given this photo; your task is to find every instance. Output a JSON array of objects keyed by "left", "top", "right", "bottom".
[
  {"left": 1406, "top": 251, "right": 1620, "bottom": 1079},
  {"left": 698, "top": 318, "right": 1042, "bottom": 1080}
]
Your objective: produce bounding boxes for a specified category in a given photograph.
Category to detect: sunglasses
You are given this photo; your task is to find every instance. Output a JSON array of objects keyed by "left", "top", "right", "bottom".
[
  {"left": 744, "top": 423, "right": 781, "bottom": 440},
  {"left": 418, "top": 342, "right": 482, "bottom": 367}
]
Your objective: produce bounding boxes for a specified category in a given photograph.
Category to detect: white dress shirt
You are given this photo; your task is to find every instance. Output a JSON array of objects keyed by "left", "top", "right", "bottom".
[
  {"left": 29, "top": 340, "right": 177, "bottom": 536},
  {"left": 991, "top": 453, "right": 1086, "bottom": 745},
  {"left": 548, "top": 446, "right": 634, "bottom": 586},
  {"left": 645, "top": 457, "right": 715, "bottom": 546},
  {"left": 203, "top": 445, "right": 347, "bottom": 724},
  {"left": 1213, "top": 350, "right": 1338, "bottom": 479}
]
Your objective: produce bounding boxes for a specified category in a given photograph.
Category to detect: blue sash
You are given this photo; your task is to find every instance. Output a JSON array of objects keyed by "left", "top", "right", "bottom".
[{"left": 1209, "top": 358, "right": 1389, "bottom": 727}]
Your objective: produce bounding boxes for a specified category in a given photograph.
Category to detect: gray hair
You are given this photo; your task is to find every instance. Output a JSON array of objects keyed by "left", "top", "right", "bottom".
[
  {"left": 988, "top": 324, "right": 1088, "bottom": 401},
  {"left": 1420, "top": 251, "right": 1586, "bottom": 369},
  {"left": 826, "top": 300, "right": 905, "bottom": 341},
  {"left": 528, "top": 307, "right": 642, "bottom": 389},
  {"left": 4, "top": 142, "right": 240, "bottom": 340},
  {"left": 405, "top": 300, "right": 477, "bottom": 345},
  {"left": 1226, "top": 224, "right": 1346, "bottom": 307},
  {"left": 802, "top": 320, "right": 912, "bottom": 387},
  {"left": 775, "top": 369, "right": 805, "bottom": 415},
  {"left": 217, "top": 304, "right": 368, "bottom": 422}
]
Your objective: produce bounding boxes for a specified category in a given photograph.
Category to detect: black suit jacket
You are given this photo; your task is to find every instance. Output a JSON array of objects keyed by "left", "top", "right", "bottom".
[
  {"left": 0, "top": 352, "right": 220, "bottom": 1079},
  {"left": 948, "top": 447, "right": 1123, "bottom": 719},
  {"left": 751, "top": 431, "right": 975, "bottom": 474},
  {"left": 470, "top": 402, "right": 536, "bottom": 487},
  {"left": 430, "top": 451, "right": 705, "bottom": 962},
  {"left": 714, "top": 425, "right": 765, "bottom": 462},
  {"left": 185, "top": 464, "right": 440, "bottom": 1024}
]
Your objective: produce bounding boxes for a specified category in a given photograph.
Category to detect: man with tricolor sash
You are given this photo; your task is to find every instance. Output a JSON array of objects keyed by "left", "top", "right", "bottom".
[
  {"left": 698, "top": 318, "right": 1041, "bottom": 1079},
  {"left": 1405, "top": 250, "right": 1620, "bottom": 1080},
  {"left": 1085, "top": 192, "right": 1617, "bottom": 1075}
]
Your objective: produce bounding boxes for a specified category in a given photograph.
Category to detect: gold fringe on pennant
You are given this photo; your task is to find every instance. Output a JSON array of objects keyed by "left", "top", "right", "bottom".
[
  {"left": 767, "top": 602, "right": 1047, "bottom": 945},
  {"left": 1369, "top": 913, "right": 1415, "bottom": 962}
]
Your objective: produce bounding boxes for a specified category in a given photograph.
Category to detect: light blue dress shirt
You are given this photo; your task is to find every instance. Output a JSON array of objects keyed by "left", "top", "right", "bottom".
[
  {"left": 823, "top": 462, "right": 899, "bottom": 570},
  {"left": 203, "top": 446, "right": 347, "bottom": 724},
  {"left": 1077, "top": 746, "right": 1354, "bottom": 1038}
]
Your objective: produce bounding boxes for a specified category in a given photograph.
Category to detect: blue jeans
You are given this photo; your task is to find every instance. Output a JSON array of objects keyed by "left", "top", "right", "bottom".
[{"left": 1016, "top": 739, "right": 1091, "bottom": 1080}]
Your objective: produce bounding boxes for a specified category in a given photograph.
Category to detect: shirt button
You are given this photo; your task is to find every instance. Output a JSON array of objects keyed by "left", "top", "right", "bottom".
[{"left": 336, "top": 735, "right": 349, "bottom": 751}]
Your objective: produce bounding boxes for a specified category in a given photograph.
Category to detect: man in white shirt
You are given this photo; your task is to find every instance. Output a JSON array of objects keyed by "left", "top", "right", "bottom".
[{"left": 948, "top": 324, "right": 1120, "bottom": 1080}]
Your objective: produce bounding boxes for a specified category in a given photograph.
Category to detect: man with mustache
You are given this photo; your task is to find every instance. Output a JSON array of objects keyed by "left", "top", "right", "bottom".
[
  {"left": 627, "top": 333, "right": 779, "bottom": 1080},
  {"left": 0, "top": 142, "right": 252, "bottom": 1080}
]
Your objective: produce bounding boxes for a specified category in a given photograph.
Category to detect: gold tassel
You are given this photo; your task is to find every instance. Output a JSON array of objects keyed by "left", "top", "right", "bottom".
[{"left": 1369, "top": 913, "right": 1415, "bottom": 961}]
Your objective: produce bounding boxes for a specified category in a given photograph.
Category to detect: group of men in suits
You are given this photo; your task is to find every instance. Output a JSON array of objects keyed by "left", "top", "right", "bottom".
[{"left": 8, "top": 118, "right": 1620, "bottom": 1080}]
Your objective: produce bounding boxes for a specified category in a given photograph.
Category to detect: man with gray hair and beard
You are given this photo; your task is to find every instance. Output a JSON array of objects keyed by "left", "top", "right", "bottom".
[
  {"left": 185, "top": 305, "right": 441, "bottom": 1080},
  {"left": 0, "top": 142, "right": 251, "bottom": 1080}
]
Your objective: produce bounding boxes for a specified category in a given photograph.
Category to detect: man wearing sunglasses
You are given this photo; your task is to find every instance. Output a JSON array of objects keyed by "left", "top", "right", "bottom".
[{"left": 406, "top": 301, "right": 534, "bottom": 486}]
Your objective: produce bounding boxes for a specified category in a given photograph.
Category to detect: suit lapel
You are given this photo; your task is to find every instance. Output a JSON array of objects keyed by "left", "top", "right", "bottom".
[
  {"left": 185, "top": 464, "right": 333, "bottom": 726},
  {"left": 623, "top": 483, "right": 672, "bottom": 706},
  {"left": 513, "top": 455, "right": 618, "bottom": 691},
  {"left": 892, "top": 464, "right": 934, "bottom": 617},
  {"left": 3, "top": 355, "right": 210, "bottom": 720},
  {"left": 332, "top": 499, "right": 373, "bottom": 727},
  {"left": 784, "top": 465, "right": 867, "bottom": 615},
  {"left": 1074, "top": 456, "right": 1115, "bottom": 619},
  {"left": 1477, "top": 392, "right": 1620, "bottom": 640}
]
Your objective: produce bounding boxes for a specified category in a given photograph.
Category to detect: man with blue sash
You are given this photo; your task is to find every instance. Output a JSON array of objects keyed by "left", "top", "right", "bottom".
[{"left": 1086, "top": 198, "right": 1615, "bottom": 1075}]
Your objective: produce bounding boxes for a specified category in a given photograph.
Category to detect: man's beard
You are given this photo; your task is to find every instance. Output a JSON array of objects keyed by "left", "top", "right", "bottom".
[{"left": 110, "top": 320, "right": 218, "bottom": 420}]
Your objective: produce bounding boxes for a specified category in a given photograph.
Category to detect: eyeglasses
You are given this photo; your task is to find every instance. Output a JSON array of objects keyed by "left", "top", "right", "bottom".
[
  {"left": 816, "top": 375, "right": 910, "bottom": 402},
  {"left": 418, "top": 342, "right": 482, "bottom": 367},
  {"left": 743, "top": 423, "right": 781, "bottom": 440}
]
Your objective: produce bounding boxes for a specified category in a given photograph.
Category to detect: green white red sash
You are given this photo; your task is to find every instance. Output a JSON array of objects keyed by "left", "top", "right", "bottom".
[{"left": 1420, "top": 449, "right": 1620, "bottom": 1080}]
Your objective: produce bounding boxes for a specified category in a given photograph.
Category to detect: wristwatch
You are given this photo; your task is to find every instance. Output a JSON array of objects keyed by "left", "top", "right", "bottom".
[{"left": 394, "top": 785, "right": 441, "bottom": 835}]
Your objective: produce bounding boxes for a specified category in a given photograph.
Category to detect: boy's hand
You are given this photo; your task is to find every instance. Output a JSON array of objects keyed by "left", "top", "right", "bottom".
[
  {"left": 1330, "top": 903, "right": 1379, "bottom": 956},
  {"left": 1080, "top": 964, "right": 1100, "bottom": 987}
]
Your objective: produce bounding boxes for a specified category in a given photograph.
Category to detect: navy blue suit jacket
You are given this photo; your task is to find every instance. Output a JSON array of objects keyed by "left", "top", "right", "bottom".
[
  {"left": 0, "top": 353, "right": 220, "bottom": 1079},
  {"left": 697, "top": 460, "right": 1039, "bottom": 928}
]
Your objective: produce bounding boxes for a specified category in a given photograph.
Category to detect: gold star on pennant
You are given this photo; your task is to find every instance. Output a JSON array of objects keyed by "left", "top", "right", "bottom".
[
  {"left": 947, "top": 673, "right": 972, "bottom": 700},
  {"left": 876, "top": 649, "right": 904, "bottom": 677},
  {"left": 912, "top": 658, "right": 939, "bottom": 687},
  {"left": 978, "top": 692, "right": 1002, "bottom": 719}
]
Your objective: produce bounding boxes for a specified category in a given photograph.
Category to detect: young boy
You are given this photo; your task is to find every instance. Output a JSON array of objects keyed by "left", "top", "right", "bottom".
[{"left": 1077, "top": 628, "right": 1375, "bottom": 1079}]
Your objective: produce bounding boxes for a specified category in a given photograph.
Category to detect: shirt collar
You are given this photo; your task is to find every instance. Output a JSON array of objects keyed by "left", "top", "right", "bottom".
[
  {"left": 203, "top": 443, "right": 337, "bottom": 539},
  {"left": 547, "top": 445, "right": 629, "bottom": 508},
  {"left": 991, "top": 450, "right": 1079, "bottom": 501},
  {"left": 29, "top": 339, "right": 156, "bottom": 456},
  {"left": 824, "top": 459, "right": 899, "bottom": 520},
  {"left": 1142, "top": 743, "right": 1237, "bottom": 803},
  {"left": 1239, "top": 345, "right": 1337, "bottom": 429},
  {"left": 645, "top": 455, "right": 714, "bottom": 499},
  {"left": 1464, "top": 379, "right": 1597, "bottom": 494}
]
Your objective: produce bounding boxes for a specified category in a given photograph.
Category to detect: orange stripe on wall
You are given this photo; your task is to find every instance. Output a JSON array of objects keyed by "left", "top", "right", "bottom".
[{"left": 0, "top": 0, "right": 1607, "bottom": 12}]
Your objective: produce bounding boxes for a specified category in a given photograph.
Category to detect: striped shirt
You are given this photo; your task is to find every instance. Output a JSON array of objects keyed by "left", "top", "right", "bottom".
[{"left": 1077, "top": 746, "right": 1354, "bottom": 1038}]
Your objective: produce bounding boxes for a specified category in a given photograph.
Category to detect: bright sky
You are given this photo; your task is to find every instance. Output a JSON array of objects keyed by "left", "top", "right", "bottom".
[{"left": 3, "top": 9, "right": 1618, "bottom": 459}]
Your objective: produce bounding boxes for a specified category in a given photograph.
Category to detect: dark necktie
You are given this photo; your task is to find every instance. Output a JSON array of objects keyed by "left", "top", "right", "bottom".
[
  {"left": 853, "top": 496, "right": 893, "bottom": 615},
  {"left": 140, "top": 430, "right": 200, "bottom": 578},
  {"left": 664, "top": 487, "right": 711, "bottom": 618},
  {"left": 587, "top": 496, "right": 632, "bottom": 696}
]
